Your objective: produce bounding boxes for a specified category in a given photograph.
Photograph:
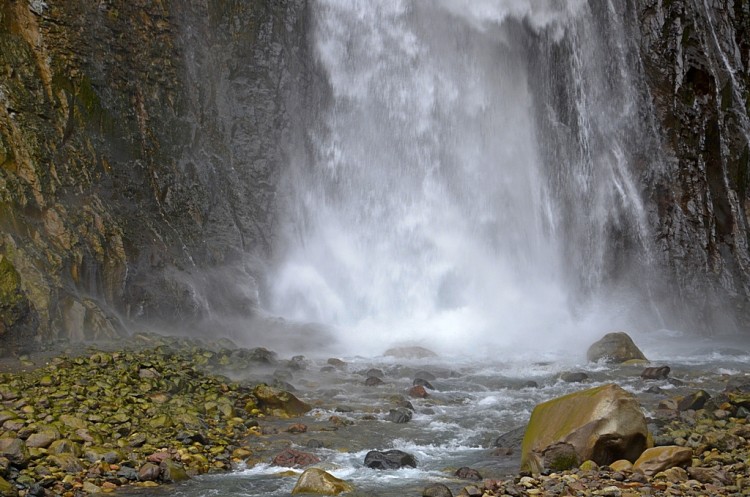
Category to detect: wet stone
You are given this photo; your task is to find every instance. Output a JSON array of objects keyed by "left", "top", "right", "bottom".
[
  {"left": 413, "top": 378, "right": 435, "bottom": 390},
  {"left": 160, "top": 459, "right": 189, "bottom": 482},
  {"left": 272, "top": 449, "right": 321, "bottom": 468},
  {"left": 364, "top": 450, "right": 417, "bottom": 470},
  {"left": 386, "top": 408, "right": 412, "bottom": 423},
  {"left": 138, "top": 462, "right": 160, "bottom": 481},
  {"left": 365, "top": 368, "right": 384, "bottom": 378},
  {"left": 409, "top": 385, "right": 429, "bottom": 398},
  {"left": 423, "top": 483, "right": 453, "bottom": 497},
  {"left": 641, "top": 366, "right": 670, "bottom": 380},
  {"left": 364, "top": 377, "right": 383, "bottom": 387},
  {"left": 0, "top": 438, "right": 29, "bottom": 467},
  {"left": 560, "top": 371, "right": 589, "bottom": 383},
  {"left": 455, "top": 467, "right": 482, "bottom": 480}
]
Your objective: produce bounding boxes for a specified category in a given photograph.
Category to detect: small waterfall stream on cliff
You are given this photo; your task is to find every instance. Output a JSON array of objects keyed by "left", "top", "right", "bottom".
[{"left": 269, "top": 0, "right": 654, "bottom": 357}]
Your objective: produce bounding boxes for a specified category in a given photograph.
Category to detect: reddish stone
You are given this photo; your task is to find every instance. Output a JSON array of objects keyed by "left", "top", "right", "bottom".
[
  {"left": 409, "top": 385, "right": 428, "bottom": 398},
  {"left": 147, "top": 451, "right": 171, "bottom": 463},
  {"left": 271, "top": 448, "right": 321, "bottom": 467},
  {"left": 286, "top": 423, "right": 308, "bottom": 433},
  {"left": 138, "top": 462, "right": 161, "bottom": 481}
]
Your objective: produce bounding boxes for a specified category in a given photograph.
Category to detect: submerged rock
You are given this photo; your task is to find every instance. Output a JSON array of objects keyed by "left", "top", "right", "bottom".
[
  {"left": 386, "top": 408, "right": 413, "bottom": 423},
  {"left": 364, "top": 376, "right": 383, "bottom": 387},
  {"left": 365, "top": 368, "right": 384, "bottom": 378},
  {"left": 641, "top": 366, "right": 670, "bottom": 380},
  {"left": 364, "top": 449, "right": 417, "bottom": 470},
  {"left": 409, "top": 385, "right": 429, "bottom": 398},
  {"left": 423, "top": 483, "right": 453, "bottom": 497},
  {"left": 586, "top": 332, "right": 647, "bottom": 363},
  {"left": 383, "top": 346, "right": 437, "bottom": 359},
  {"left": 292, "top": 468, "right": 353, "bottom": 495},
  {"left": 520, "top": 383, "right": 648, "bottom": 473},
  {"left": 455, "top": 467, "right": 482, "bottom": 480},
  {"left": 272, "top": 448, "right": 321, "bottom": 468},
  {"left": 560, "top": 372, "right": 589, "bottom": 383},
  {"left": 413, "top": 378, "right": 435, "bottom": 389},
  {"left": 327, "top": 358, "right": 347, "bottom": 368}
]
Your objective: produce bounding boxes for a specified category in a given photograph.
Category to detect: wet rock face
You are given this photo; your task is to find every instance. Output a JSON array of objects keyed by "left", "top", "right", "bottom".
[
  {"left": 0, "top": 0, "right": 310, "bottom": 347},
  {"left": 636, "top": 0, "right": 750, "bottom": 331}
]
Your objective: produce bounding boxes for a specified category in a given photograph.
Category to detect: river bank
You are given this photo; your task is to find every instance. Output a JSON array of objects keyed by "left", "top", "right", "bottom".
[{"left": 0, "top": 333, "right": 749, "bottom": 496}]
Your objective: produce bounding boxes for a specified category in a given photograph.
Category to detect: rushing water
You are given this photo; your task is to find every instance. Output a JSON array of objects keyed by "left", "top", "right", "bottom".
[
  {"left": 269, "top": 0, "right": 660, "bottom": 358},
  {"left": 116, "top": 335, "right": 750, "bottom": 497}
]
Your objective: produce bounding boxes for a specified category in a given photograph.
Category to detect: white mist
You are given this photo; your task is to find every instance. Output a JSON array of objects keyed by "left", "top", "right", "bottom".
[{"left": 269, "top": 0, "right": 654, "bottom": 358}]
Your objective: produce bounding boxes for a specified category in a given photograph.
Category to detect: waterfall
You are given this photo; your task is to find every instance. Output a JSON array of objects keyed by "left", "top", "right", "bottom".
[{"left": 269, "top": 0, "right": 659, "bottom": 357}]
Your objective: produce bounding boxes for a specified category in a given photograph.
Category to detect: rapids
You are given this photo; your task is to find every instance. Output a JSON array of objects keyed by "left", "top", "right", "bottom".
[{"left": 116, "top": 335, "right": 749, "bottom": 497}]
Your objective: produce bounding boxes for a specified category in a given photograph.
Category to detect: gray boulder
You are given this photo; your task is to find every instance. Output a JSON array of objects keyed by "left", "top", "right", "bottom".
[{"left": 587, "top": 332, "right": 647, "bottom": 363}]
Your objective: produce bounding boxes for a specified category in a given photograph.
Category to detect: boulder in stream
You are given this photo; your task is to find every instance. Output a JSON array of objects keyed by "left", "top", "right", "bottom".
[
  {"left": 384, "top": 346, "right": 437, "bottom": 359},
  {"left": 364, "top": 449, "right": 417, "bottom": 469},
  {"left": 292, "top": 468, "right": 353, "bottom": 495},
  {"left": 520, "top": 383, "right": 649, "bottom": 473},
  {"left": 252, "top": 384, "right": 311, "bottom": 417},
  {"left": 272, "top": 448, "right": 321, "bottom": 468},
  {"left": 641, "top": 366, "right": 670, "bottom": 380},
  {"left": 586, "top": 332, "right": 647, "bottom": 363}
]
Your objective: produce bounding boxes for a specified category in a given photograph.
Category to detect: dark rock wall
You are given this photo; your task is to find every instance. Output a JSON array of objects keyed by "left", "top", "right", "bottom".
[
  {"left": 0, "top": 0, "right": 309, "bottom": 352},
  {"left": 638, "top": 0, "right": 750, "bottom": 332}
]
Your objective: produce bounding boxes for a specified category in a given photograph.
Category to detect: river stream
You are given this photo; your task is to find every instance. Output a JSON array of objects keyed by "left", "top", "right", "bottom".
[{"left": 115, "top": 334, "right": 749, "bottom": 497}]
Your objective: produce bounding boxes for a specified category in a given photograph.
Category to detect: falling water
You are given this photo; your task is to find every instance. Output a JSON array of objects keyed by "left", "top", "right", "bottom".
[{"left": 269, "top": 0, "right": 657, "bottom": 357}]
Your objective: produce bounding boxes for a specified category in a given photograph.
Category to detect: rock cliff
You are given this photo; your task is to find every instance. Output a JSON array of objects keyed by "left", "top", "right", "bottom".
[
  {"left": 638, "top": 0, "right": 750, "bottom": 331},
  {"left": 0, "top": 0, "right": 309, "bottom": 352}
]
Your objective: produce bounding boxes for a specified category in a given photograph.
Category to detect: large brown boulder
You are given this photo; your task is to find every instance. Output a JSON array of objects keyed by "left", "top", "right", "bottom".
[
  {"left": 292, "top": 468, "right": 353, "bottom": 495},
  {"left": 587, "top": 332, "right": 647, "bottom": 363},
  {"left": 520, "top": 384, "right": 649, "bottom": 473},
  {"left": 633, "top": 446, "right": 693, "bottom": 476},
  {"left": 252, "top": 384, "right": 311, "bottom": 418}
]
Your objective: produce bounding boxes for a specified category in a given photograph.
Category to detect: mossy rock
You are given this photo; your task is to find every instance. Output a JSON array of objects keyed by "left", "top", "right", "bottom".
[
  {"left": 292, "top": 468, "right": 353, "bottom": 495},
  {"left": 0, "top": 475, "right": 18, "bottom": 497},
  {"left": 160, "top": 458, "right": 189, "bottom": 482},
  {"left": 48, "top": 453, "right": 84, "bottom": 473},
  {"left": 520, "top": 384, "right": 648, "bottom": 474},
  {"left": 83, "top": 447, "right": 124, "bottom": 464},
  {"left": 252, "top": 384, "right": 311, "bottom": 417},
  {"left": 47, "top": 439, "right": 81, "bottom": 457},
  {"left": 0, "top": 438, "right": 29, "bottom": 467},
  {"left": 587, "top": 332, "right": 647, "bottom": 363},
  {"left": 0, "top": 256, "right": 34, "bottom": 338}
]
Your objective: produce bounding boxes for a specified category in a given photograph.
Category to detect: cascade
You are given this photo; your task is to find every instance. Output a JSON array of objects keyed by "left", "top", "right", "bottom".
[{"left": 269, "top": 0, "right": 659, "bottom": 357}]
